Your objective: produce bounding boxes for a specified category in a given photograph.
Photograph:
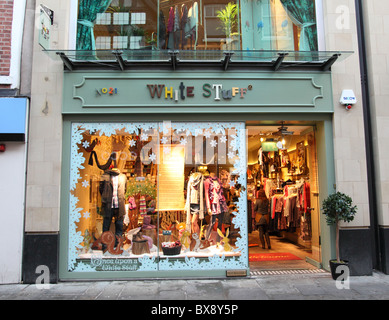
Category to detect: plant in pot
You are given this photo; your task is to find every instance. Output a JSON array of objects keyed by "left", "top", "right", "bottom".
[
  {"left": 216, "top": 2, "right": 239, "bottom": 50},
  {"left": 322, "top": 191, "right": 357, "bottom": 280}
]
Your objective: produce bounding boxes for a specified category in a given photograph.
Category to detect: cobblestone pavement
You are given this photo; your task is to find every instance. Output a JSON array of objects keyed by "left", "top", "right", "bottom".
[{"left": 1, "top": 271, "right": 389, "bottom": 301}]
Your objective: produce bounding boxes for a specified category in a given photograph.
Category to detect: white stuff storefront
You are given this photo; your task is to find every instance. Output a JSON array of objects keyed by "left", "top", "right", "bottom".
[
  {"left": 57, "top": 66, "right": 342, "bottom": 280},
  {"left": 53, "top": 0, "right": 349, "bottom": 280}
]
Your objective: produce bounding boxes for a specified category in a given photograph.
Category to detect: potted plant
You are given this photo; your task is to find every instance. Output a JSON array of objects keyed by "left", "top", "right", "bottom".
[
  {"left": 322, "top": 191, "right": 357, "bottom": 280},
  {"left": 216, "top": 2, "right": 238, "bottom": 49}
]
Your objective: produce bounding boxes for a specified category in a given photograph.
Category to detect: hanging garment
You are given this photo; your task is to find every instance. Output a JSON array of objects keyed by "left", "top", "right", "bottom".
[
  {"left": 88, "top": 151, "right": 116, "bottom": 170},
  {"left": 167, "top": 7, "right": 174, "bottom": 32},
  {"left": 188, "top": 1, "right": 199, "bottom": 45},
  {"left": 99, "top": 169, "right": 127, "bottom": 219},
  {"left": 219, "top": 169, "right": 231, "bottom": 189},
  {"left": 181, "top": 4, "right": 190, "bottom": 49},
  {"left": 204, "top": 175, "right": 228, "bottom": 215},
  {"left": 139, "top": 196, "right": 147, "bottom": 215},
  {"left": 111, "top": 174, "right": 119, "bottom": 208},
  {"left": 159, "top": 10, "right": 166, "bottom": 49},
  {"left": 258, "top": 147, "right": 263, "bottom": 166},
  {"left": 128, "top": 196, "right": 136, "bottom": 210},
  {"left": 185, "top": 172, "right": 205, "bottom": 227}
]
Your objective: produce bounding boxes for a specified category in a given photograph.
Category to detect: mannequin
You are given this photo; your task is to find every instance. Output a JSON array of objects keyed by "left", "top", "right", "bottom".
[
  {"left": 185, "top": 172, "right": 204, "bottom": 234},
  {"left": 204, "top": 172, "right": 228, "bottom": 242},
  {"left": 99, "top": 158, "right": 127, "bottom": 250}
]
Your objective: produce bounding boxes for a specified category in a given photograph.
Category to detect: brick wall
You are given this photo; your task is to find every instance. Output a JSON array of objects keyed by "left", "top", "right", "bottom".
[{"left": 0, "top": 0, "right": 14, "bottom": 86}]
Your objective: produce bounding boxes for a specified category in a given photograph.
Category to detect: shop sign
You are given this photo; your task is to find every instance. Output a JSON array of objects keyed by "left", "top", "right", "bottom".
[
  {"left": 91, "top": 257, "right": 140, "bottom": 271},
  {"left": 146, "top": 82, "right": 251, "bottom": 101},
  {"left": 65, "top": 73, "right": 331, "bottom": 113},
  {"left": 38, "top": 5, "right": 54, "bottom": 50}
]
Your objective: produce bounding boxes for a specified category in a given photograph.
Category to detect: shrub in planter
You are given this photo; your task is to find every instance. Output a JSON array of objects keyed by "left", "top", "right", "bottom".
[{"left": 322, "top": 191, "right": 357, "bottom": 279}]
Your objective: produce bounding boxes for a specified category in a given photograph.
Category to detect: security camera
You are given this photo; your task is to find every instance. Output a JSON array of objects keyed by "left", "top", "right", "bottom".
[{"left": 340, "top": 90, "right": 357, "bottom": 111}]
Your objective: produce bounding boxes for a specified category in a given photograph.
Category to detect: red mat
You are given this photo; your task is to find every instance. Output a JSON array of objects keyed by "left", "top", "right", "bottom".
[{"left": 249, "top": 253, "right": 302, "bottom": 262}]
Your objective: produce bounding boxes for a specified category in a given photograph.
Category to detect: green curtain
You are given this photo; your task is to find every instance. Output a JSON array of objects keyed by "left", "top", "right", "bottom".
[
  {"left": 76, "top": 0, "right": 112, "bottom": 51},
  {"left": 280, "top": 0, "right": 318, "bottom": 51}
]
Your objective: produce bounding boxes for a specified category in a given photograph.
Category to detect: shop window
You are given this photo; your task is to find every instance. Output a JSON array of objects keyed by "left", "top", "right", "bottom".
[
  {"left": 67, "top": 122, "right": 247, "bottom": 274},
  {"left": 76, "top": 0, "right": 318, "bottom": 52},
  {"left": 241, "top": 0, "right": 318, "bottom": 51}
]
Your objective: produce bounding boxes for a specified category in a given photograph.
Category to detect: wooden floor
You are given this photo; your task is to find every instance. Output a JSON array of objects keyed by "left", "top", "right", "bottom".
[{"left": 248, "top": 230, "right": 319, "bottom": 272}]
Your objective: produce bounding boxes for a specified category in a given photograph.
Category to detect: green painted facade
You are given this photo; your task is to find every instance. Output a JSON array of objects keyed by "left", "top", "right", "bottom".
[{"left": 59, "top": 70, "right": 336, "bottom": 280}]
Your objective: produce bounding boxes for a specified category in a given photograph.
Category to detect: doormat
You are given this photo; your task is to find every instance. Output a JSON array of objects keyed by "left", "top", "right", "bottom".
[{"left": 249, "top": 253, "right": 302, "bottom": 262}]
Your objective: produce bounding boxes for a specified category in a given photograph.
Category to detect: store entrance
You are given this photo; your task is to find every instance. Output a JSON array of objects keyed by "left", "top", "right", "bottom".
[{"left": 247, "top": 124, "right": 321, "bottom": 272}]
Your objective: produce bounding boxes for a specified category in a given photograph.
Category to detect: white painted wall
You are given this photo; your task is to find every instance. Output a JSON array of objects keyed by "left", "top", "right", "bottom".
[{"left": 0, "top": 142, "right": 27, "bottom": 283}]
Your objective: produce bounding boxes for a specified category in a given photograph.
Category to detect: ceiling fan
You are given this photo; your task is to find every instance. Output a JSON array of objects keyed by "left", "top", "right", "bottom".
[{"left": 272, "top": 122, "right": 294, "bottom": 136}]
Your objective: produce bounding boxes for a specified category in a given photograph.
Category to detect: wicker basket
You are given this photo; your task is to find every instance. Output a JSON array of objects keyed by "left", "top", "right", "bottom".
[{"left": 162, "top": 244, "right": 182, "bottom": 256}]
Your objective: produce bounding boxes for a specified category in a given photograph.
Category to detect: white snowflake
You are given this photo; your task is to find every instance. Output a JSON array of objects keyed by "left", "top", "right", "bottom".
[
  {"left": 229, "top": 180, "right": 236, "bottom": 187},
  {"left": 140, "top": 133, "right": 149, "bottom": 141},
  {"left": 82, "top": 140, "right": 90, "bottom": 149},
  {"left": 129, "top": 139, "right": 136, "bottom": 147},
  {"left": 83, "top": 211, "right": 90, "bottom": 219},
  {"left": 227, "top": 151, "right": 235, "bottom": 159},
  {"left": 204, "top": 131, "right": 212, "bottom": 138},
  {"left": 163, "top": 146, "right": 170, "bottom": 154},
  {"left": 220, "top": 136, "right": 227, "bottom": 143},
  {"left": 149, "top": 153, "right": 156, "bottom": 162},
  {"left": 81, "top": 180, "right": 89, "bottom": 188},
  {"left": 210, "top": 140, "right": 218, "bottom": 148},
  {"left": 180, "top": 138, "right": 187, "bottom": 145},
  {"left": 161, "top": 136, "right": 169, "bottom": 144},
  {"left": 194, "top": 129, "right": 203, "bottom": 137}
]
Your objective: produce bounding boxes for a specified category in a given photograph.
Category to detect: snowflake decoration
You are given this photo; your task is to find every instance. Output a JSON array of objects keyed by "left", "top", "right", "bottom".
[
  {"left": 149, "top": 153, "right": 156, "bottom": 162},
  {"left": 81, "top": 180, "right": 89, "bottom": 188},
  {"left": 210, "top": 140, "right": 218, "bottom": 148},
  {"left": 204, "top": 130, "right": 212, "bottom": 138},
  {"left": 180, "top": 138, "right": 187, "bottom": 145},
  {"left": 229, "top": 180, "right": 236, "bottom": 188},
  {"left": 220, "top": 136, "right": 227, "bottom": 143},
  {"left": 161, "top": 136, "right": 169, "bottom": 144},
  {"left": 140, "top": 133, "right": 149, "bottom": 141},
  {"left": 83, "top": 211, "right": 90, "bottom": 219},
  {"left": 129, "top": 139, "right": 136, "bottom": 147},
  {"left": 227, "top": 151, "right": 236, "bottom": 159},
  {"left": 82, "top": 140, "right": 90, "bottom": 149},
  {"left": 163, "top": 146, "right": 170, "bottom": 154},
  {"left": 194, "top": 129, "right": 203, "bottom": 137}
]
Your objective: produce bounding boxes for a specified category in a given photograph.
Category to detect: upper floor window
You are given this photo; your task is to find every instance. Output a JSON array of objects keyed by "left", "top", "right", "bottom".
[{"left": 76, "top": 0, "right": 318, "bottom": 52}]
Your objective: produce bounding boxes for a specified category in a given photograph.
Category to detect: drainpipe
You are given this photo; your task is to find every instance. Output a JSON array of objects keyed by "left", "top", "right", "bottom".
[{"left": 354, "top": 0, "right": 381, "bottom": 271}]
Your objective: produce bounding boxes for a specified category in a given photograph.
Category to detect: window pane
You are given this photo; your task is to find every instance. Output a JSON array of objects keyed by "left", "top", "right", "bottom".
[
  {"left": 68, "top": 122, "right": 247, "bottom": 273},
  {"left": 76, "top": 0, "right": 318, "bottom": 52}
]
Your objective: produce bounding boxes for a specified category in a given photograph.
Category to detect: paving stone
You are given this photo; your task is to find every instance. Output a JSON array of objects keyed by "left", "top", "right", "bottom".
[
  {"left": 1, "top": 272, "right": 389, "bottom": 300},
  {"left": 95, "top": 281, "right": 125, "bottom": 300},
  {"left": 226, "top": 288, "right": 269, "bottom": 300},
  {"left": 294, "top": 283, "right": 328, "bottom": 295}
]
